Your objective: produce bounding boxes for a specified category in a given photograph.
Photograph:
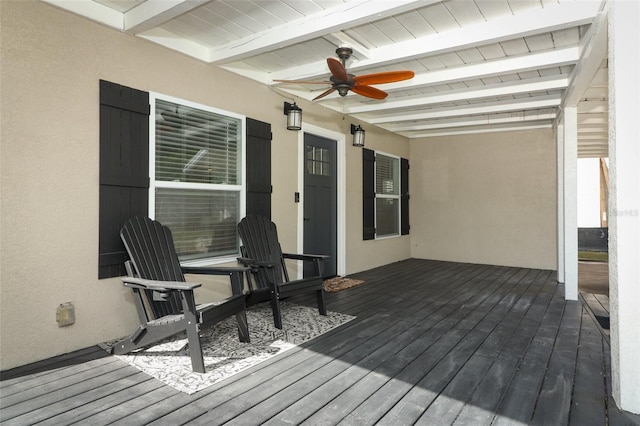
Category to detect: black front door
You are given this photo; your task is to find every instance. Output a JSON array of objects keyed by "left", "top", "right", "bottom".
[{"left": 303, "top": 133, "right": 337, "bottom": 278}]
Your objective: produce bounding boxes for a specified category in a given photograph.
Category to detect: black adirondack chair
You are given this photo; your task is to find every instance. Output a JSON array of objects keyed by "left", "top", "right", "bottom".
[
  {"left": 237, "top": 214, "right": 327, "bottom": 329},
  {"left": 112, "top": 216, "right": 250, "bottom": 374}
]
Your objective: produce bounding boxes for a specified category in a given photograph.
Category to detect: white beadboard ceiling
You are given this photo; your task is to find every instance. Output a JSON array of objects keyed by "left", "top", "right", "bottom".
[{"left": 45, "top": 0, "right": 609, "bottom": 157}]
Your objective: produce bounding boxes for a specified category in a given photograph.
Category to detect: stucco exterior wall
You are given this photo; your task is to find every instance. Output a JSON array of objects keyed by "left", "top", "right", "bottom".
[
  {"left": 410, "top": 130, "right": 557, "bottom": 269},
  {"left": 0, "top": 2, "right": 410, "bottom": 370}
]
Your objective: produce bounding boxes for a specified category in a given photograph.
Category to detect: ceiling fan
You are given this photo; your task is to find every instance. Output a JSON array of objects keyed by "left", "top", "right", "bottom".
[{"left": 274, "top": 47, "right": 415, "bottom": 101}]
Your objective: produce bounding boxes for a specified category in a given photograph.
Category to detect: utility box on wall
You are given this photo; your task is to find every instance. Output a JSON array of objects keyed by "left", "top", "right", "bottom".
[{"left": 56, "top": 302, "right": 75, "bottom": 327}]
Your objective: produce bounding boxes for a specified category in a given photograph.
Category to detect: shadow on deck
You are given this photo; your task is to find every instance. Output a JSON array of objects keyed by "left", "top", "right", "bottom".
[{"left": 2, "top": 259, "right": 639, "bottom": 425}]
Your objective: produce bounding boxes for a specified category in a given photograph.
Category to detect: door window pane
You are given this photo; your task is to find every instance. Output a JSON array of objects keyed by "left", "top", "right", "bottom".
[{"left": 306, "top": 145, "right": 330, "bottom": 176}]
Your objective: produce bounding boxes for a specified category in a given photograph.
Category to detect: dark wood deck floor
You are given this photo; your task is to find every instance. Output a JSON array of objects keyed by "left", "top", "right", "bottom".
[{"left": 2, "top": 259, "right": 640, "bottom": 425}]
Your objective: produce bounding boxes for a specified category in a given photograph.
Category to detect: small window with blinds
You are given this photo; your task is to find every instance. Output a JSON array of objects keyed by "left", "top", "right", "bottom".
[
  {"left": 375, "top": 152, "right": 400, "bottom": 237},
  {"left": 151, "top": 95, "right": 244, "bottom": 261}
]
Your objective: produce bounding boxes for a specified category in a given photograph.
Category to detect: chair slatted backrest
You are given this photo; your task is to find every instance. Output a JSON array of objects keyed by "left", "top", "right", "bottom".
[
  {"left": 120, "top": 217, "right": 185, "bottom": 318},
  {"left": 238, "top": 215, "right": 288, "bottom": 288}
]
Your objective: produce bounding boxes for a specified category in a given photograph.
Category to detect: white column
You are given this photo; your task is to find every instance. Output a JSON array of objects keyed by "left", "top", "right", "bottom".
[
  {"left": 556, "top": 122, "right": 565, "bottom": 283},
  {"left": 563, "top": 107, "right": 578, "bottom": 300},
  {"left": 609, "top": 0, "right": 640, "bottom": 414}
]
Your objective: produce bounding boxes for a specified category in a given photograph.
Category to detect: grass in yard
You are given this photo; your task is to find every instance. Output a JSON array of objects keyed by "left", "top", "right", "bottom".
[{"left": 578, "top": 251, "right": 609, "bottom": 262}]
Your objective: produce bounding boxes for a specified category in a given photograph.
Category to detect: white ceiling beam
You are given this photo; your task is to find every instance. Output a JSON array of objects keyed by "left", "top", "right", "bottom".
[
  {"left": 343, "top": 75, "right": 568, "bottom": 114},
  {"left": 579, "top": 151, "right": 609, "bottom": 159},
  {"left": 365, "top": 94, "right": 562, "bottom": 124},
  {"left": 407, "top": 123, "right": 552, "bottom": 138},
  {"left": 374, "top": 48, "right": 578, "bottom": 93},
  {"left": 124, "top": 0, "right": 208, "bottom": 33},
  {"left": 361, "top": 2, "right": 600, "bottom": 69},
  {"left": 578, "top": 101, "right": 608, "bottom": 113},
  {"left": 578, "top": 123, "right": 608, "bottom": 130},
  {"left": 579, "top": 113, "right": 609, "bottom": 124},
  {"left": 579, "top": 143, "right": 608, "bottom": 147},
  {"left": 137, "top": 27, "right": 213, "bottom": 62},
  {"left": 270, "top": 1, "right": 598, "bottom": 81},
  {"left": 579, "top": 127, "right": 608, "bottom": 134},
  {"left": 382, "top": 110, "right": 557, "bottom": 132},
  {"left": 578, "top": 133, "right": 609, "bottom": 140},
  {"left": 207, "top": 0, "right": 438, "bottom": 64},
  {"left": 588, "top": 68, "right": 609, "bottom": 88},
  {"left": 42, "top": 0, "right": 123, "bottom": 29},
  {"left": 562, "top": 1, "right": 609, "bottom": 107}
]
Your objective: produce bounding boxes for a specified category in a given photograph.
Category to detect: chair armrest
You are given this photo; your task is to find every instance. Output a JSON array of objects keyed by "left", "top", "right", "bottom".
[
  {"left": 181, "top": 265, "right": 250, "bottom": 297},
  {"left": 121, "top": 277, "right": 201, "bottom": 292},
  {"left": 181, "top": 265, "right": 250, "bottom": 275},
  {"left": 282, "top": 253, "right": 329, "bottom": 261},
  {"left": 237, "top": 257, "right": 274, "bottom": 268}
]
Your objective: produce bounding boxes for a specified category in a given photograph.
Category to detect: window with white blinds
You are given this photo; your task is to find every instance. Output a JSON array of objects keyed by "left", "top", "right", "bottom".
[
  {"left": 151, "top": 95, "right": 244, "bottom": 261},
  {"left": 375, "top": 152, "right": 400, "bottom": 237}
]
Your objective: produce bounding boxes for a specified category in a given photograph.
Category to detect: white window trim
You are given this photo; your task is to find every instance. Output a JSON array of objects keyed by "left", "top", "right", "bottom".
[
  {"left": 374, "top": 150, "right": 401, "bottom": 239},
  {"left": 149, "top": 92, "right": 247, "bottom": 266}
]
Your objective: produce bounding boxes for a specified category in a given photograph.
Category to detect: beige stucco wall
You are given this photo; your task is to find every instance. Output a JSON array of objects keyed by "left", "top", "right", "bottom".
[
  {"left": 0, "top": 2, "right": 410, "bottom": 370},
  {"left": 410, "top": 130, "right": 557, "bottom": 269},
  {"left": 1, "top": 3, "right": 558, "bottom": 371}
]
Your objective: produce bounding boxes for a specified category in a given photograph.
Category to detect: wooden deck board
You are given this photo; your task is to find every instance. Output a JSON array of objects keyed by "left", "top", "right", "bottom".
[
  {"left": 456, "top": 279, "right": 563, "bottom": 425},
  {"left": 2, "top": 259, "right": 639, "bottom": 426},
  {"left": 569, "top": 308, "right": 607, "bottom": 426},
  {"left": 492, "top": 285, "right": 568, "bottom": 425},
  {"left": 380, "top": 270, "right": 551, "bottom": 425},
  {"left": 530, "top": 300, "right": 582, "bottom": 425}
]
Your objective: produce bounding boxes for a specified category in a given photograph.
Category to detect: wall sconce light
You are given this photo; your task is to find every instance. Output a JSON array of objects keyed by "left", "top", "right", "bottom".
[
  {"left": 351, "top": 124, "right": 365, "bottom": 147},
  {"left": 283, "top": 102, "right": 302, "bottom": 130}
]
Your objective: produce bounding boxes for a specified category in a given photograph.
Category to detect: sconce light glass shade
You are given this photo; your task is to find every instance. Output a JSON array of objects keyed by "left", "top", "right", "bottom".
[
  {"left": 351, "top": 124, "right": 365, "bottom": 147},
  {"left": 284, "top": 102, "right": 302, "bottom": 130}
]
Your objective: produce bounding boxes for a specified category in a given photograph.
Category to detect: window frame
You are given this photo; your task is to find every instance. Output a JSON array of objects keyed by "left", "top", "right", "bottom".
[
  {"left": 149, "top": 92, "right": 246, "bottom": 266},
  {"left": 374, "top": 151, "right": 402, "bottom": 239}
]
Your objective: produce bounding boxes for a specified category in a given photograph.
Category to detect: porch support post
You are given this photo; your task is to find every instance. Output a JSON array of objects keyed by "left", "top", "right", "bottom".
[
  {"left": 562, "top": 106, "right": 578, "bottom": 301},
  {"left": 609, "top": 0, "right": 640, "bottom": 414},
  {"left": 556, "top": 122, "right": 565, "bottom": 283}
]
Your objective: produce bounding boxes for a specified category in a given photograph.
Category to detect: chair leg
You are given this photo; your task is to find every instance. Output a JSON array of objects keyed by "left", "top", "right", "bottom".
[
  {"left": 271, "top": 293, "right": 283, "bottom": 329},
  {"left": 317, "top": 289, "right": 327, "bottom": 316},
  {"left": 236, "top": 311, "right": 250, "bottom": 343},
  {"left": 184, "top": 319, "right": 205, "bottom": 374},
  {"left": 180, "top": 292, "right": 206, "bottom": 373}
]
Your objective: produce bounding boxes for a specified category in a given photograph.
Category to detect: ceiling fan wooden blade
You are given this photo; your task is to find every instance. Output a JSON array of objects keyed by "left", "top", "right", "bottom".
[
  {"left": 327, "top": 57, "right": 349, "bottom": 82},
  {"left": 313, "top": 87, "right": 337, "bottom": 101},
  {"left": 273, "top": 79, "right": 331, "bottom": 84},
  {"left": 353, "top": 70, "right": 415, "bottom": 86},
  {"left": 351, "top": 85, "right": 388, "bottom": 100}
]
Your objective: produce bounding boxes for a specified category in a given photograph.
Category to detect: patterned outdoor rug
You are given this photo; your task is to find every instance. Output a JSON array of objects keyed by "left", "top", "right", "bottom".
[
  {"left": 101, "top": 302, "right": 354, "bottom": 394},
  {"left": 323, "top": 276, "right": 365, "bottom": 293}
]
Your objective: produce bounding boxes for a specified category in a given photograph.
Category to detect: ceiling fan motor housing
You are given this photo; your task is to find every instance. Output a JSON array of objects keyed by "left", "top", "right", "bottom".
[{"left": 336, "top": 46, "right": 353, "bottom": 64}]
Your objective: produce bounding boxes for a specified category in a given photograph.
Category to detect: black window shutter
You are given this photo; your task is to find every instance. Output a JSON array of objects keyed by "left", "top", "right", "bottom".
[
  {"left": 98, "top": 80, "right": 150, "bottom": 279},
  {"left": 401, "top": 157, "right": 410, "bottom": 235},
  {"left": 246, "top": 118, "right": 272, "bottom": 220},
  {"left": 362, "top": 148, "right": 375, "bottom": 240}
]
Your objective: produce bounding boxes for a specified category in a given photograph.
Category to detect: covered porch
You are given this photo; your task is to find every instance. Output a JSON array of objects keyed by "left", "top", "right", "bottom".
[{"left": 2, "top": 259, "right": 638, "bottom": 425}]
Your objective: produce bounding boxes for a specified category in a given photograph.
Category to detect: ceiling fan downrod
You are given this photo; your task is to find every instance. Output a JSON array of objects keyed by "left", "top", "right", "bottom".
[{"left": 335, "top": 46, "right": 353, "bottom": 66}]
